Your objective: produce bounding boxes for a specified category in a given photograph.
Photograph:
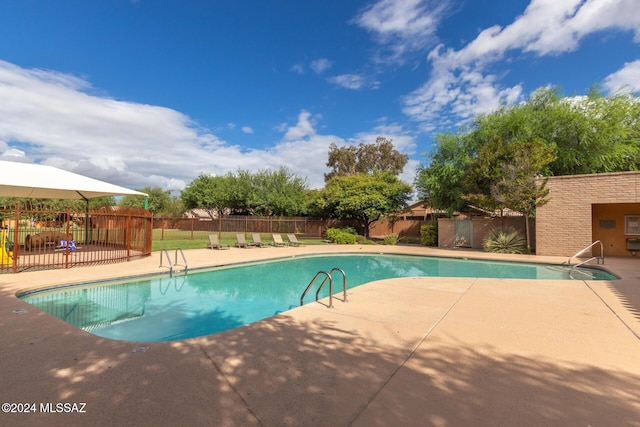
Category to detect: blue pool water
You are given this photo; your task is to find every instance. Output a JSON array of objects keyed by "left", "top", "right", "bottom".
[{"left": 20, "top": 253, "right": 617, "bottom": 342}]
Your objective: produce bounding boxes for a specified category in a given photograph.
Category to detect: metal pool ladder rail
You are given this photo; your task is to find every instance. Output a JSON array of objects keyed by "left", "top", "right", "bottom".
[
  {"left": 300, "top": 267, "right": 347, "bottom": 308},
  {"left": 566, "top": 240, "right": 604, "bottom": 266},
  {"left": 159, "top": 248, "right": 188, "bottom": 274}
]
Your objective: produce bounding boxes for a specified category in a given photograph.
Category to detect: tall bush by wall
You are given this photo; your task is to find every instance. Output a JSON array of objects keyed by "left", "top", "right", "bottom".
[{"left": 420, "top": 224, "right": 438, "bottom": 246}]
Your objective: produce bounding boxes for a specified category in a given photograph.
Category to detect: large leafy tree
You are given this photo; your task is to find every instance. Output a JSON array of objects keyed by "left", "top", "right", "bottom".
[
  {"left": 87, "top": 197, "right": 117, "bottom": 209},
  {"left": 225, "top": 170, "right": 256, "bottom": 215},
  {"left": 181, "top": 168, "right": 309, "bottom": 218},
  {"left": 119, "top": 186, "right": 172, "bottom": 214},
  {"left": 318, "top": 171, "right": 413, "bottom": 237},
  {"left": 469, "top": 87, "right": 640, "bottom": 175},
  {"left": 181, "top": 174, "right": 233, "bottom": 219},
  {"left": 325, "top": 136, "right": 409, "bottom": 181},
  {"left": 415, "top": 132, "right": 476, "bottom": 215},
  {"left": 490, "top": 140, "right": 556, "bottom": 250},
  {"left": 416, "top": 87, "right": 640, "bottom": 215},
  {"left": 249, "top": 167, "right": 309, "bottom": 216}
]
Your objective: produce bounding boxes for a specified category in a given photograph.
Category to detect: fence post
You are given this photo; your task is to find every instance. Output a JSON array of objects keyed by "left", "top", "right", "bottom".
[
  {"left": 12, "top": 201, "right": 21, "bottom": 273},
  {"left": 126, "top": 214, "right": 132, "bottom": 261},
  {"left": 64, "top": 206, "right": 71, "bottom": 269}
]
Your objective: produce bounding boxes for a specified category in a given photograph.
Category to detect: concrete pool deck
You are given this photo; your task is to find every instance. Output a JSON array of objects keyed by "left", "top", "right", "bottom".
[{"left": 1, "top": 245, "right": 639, "bottom": 426}]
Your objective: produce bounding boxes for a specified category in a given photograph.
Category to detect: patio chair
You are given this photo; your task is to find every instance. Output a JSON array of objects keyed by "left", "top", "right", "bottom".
[
  {"left": 235, "top": 234, "right": 252, "bottom": 248},
  {"left": 251, "top": 233, "right": 266, "bottom": 248},
  {"left": 208, "top": 234, "right": 230, "bottom": 250},
  {"left": 287, "top": 234, "right": 305, "bottom": 247},
  {"left": 271, "top": 234, "right": 288, "bottom": 247}
]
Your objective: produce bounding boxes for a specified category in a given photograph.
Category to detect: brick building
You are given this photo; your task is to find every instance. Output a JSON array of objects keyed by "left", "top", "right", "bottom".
[{"left": 536, "top": 171, "right": 640, "bottom": 257}]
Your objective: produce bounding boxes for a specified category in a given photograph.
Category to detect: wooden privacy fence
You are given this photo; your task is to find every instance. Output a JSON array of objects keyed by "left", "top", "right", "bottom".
[
  {"left": 153, "top": 216, "right": 336, "bottom": 239},
  {"left": 153, "top": 216, "right": 430, "bottom": 240},
  {"left": 0, "top": 201, "right": 152, "bottom": 273}
]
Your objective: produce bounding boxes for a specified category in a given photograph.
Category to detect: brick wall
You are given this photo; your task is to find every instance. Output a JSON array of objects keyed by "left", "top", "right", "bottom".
[{"left": 536, "top": 171, "right": 640, "bottom": 257}]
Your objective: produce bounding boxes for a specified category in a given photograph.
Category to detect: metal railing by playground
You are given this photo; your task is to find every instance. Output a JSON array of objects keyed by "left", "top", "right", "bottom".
[{"left": 0, "top": 201, "right": 152, "bottom": 273}]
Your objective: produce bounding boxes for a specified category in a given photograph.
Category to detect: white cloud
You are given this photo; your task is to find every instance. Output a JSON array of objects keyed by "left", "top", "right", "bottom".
[
  {"left": 290, "top": 63, "right": 305, "bottom": 74},
  {"left": 241, "top": 126, "right": 254, "bottom": 134},
  {"left": 0, "top": 60, "right": 417, "bottom": 192},
  {"left": 603, "top": 60, "right": 640, "bottom": 94},
  {"left": 401, "top": 0, "right": 640, "bottom": 129},
  {"left": 328, "top": 73, "right": 373, "bottom": 90},
  {"left": 353, "top": 0, "right": 446, "bottom": 64},
  {"left": 283, "top": 110, "right": 318, "bottom": 140},
  {"left": 310, "top": 58, "right": 333, "bottom": 74},
  {"left": 0, "top": 140, "right": 27, "bottom": 159}
]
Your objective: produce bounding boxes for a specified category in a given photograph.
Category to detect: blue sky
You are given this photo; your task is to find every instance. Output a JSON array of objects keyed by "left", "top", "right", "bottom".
[{"left": 0, "top": 0, "right": 638, "bottom": 192}]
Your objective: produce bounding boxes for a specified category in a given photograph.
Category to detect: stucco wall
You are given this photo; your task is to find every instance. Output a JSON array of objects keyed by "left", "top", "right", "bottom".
[
  {"left": 536, "top": 171, "right": 640, "bottom": 257},
  {"left": 438, "top": 217, "right": 532, "bottom": 250}
]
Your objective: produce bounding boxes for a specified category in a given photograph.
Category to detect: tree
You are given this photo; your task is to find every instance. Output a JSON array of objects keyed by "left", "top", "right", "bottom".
[
  {"left": 180, "top": 174, "right": 232, "bottom": 219},
  {"left": 119, "top": 186, "right": 171, "bottom": 214},
  {"left": 317, "top": 171, "right": 413, "bottom": 238},
  {"left": 181, "top": 168, "right": 309, "bottom": 218},
  {"left": 250, "top": 167, "right": 309, "bottom": 216},
  {"left": 87, "top": 197, "right": 116, "bottom": 209},
  {"left": 416, "top": 87, "right": 640, "bottom": 215},
  {"left": 547, "top": 90, "right": 640, "bottom": 175},
  {"left": 225, "top": 170, "right": 255, "bottom": 215},
  {"left": 414, "top": 132, "right": 476, "bottom": 215},
  {"left": 325, "top": 136, "right": 409, "bottom": 181},
  {"left": 490, "top": 140, "right": 556, "bottom": 251},
  {"left": 470, "top": 87, "right": 640, "bottom": 176}
]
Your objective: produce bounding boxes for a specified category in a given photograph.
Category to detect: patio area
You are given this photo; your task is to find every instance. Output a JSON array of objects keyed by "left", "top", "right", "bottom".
[{"left": 1, "top": 245, "right": 639, "bottom": 426}]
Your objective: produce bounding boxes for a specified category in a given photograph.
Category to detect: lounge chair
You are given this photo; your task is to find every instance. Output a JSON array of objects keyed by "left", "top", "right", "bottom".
[
  {"left": 208, "top": 234, "right": 230, "bottom": 250},
  {"left": 251, "top": 233, "right": 266, "bottom": 248},
  {"left": 235, "top": 234, "right": 252, "bottom": 248},
  {"left": 272, "top": 234, "right": 288, "bottom": 247},
  {"left": 287, "top": 234, "right": 305, "bottom": 246}
]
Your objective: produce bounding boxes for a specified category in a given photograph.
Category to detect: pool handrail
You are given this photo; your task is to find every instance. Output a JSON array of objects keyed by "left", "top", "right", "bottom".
[
  {"left": 174, "top": 248, "right": 188, "bottom": 272},
  {"left": 566, "top": 240, "right": 604, "bottom": 265},
  {"left": 300, "top": 267, "right": 348, "bottom": 308},
  {"left": 301, "top": 271, "right": 332, "bottom": 307},
  {"left": 159, "top": 248, "right": 188, "bottom": 274},
  {"left": 327, "top": 267, "right": 347, "bottom": 303},
  {"left": 159, "top": 249, "right": 173, "bottom": 271}
]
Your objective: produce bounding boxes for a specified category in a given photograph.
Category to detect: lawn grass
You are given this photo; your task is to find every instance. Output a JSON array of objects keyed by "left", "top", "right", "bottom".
[{"left": 151, "top": 230, "right": 326, "bottom": 252}]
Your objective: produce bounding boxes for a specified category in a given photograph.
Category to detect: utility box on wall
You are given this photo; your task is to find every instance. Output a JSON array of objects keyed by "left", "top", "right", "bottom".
[{"left": 627, "top": 238, "right": 640, "bottom": 255}]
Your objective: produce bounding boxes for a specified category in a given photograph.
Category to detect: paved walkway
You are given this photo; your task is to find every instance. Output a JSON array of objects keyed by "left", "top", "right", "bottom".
[{"left": 1, "top": 245, "right": 639, "bottom": 426}]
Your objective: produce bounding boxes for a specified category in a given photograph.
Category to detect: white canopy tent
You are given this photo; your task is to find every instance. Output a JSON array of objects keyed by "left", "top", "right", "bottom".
[
  {"left": 0, "top": 160, "right": 149, "bottom": 250},
  {"left": 0, "top": 160, "right": 148, "bottom": 201}
]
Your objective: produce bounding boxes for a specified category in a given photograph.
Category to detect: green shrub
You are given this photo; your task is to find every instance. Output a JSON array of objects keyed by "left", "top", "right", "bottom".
[
  {"left": 325, "top": 228, "right": 357, "bottom": 244},
  {"left": 341, "top": 226, "right": 357, "bottom": 235},
  {"left": 399, "top": 236, "right": 421, "bottom": 245},
  {"left": 355, "top": 235, "right": 371, "bottom": 244},
  {"left": 483, "top": 227, "right": 526, "bottom": 254},
  {"left": 383, "top": 233, "right": 399, "bottom": 245},
  {"left": 420, "top": 224, "right": 438, "bottom": 246}
]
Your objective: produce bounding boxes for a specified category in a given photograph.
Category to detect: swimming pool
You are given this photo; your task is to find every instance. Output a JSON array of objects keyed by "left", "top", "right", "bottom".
[{"left": 20, "top": 253, "right": 617, "bottom": 342}]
